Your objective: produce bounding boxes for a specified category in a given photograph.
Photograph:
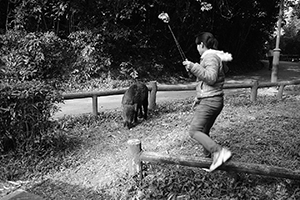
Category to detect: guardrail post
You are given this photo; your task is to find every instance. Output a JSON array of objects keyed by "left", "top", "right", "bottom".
[
  {"left": 127, "top": 139, "right": 142, "bottom": 178},
  {"left": 149, "top": 81, "right": 157, "bottom": 110},
  {"left": 251, "top": 80, "right": 258, "bottom": 102},
  {"left": 92, "top": 95, "right": 98, "bottom": 115},
  {"left": 277, "top": 84, "right": 285, "bottom": 100}
]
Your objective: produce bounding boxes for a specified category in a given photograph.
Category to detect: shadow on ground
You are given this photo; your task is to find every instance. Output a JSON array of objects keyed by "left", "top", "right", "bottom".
[{"left": 28, "top": 179, "right": 112, "bottom": 200}]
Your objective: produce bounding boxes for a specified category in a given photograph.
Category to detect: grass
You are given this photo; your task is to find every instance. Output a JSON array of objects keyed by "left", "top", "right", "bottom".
[{"left": 1, "top": 86, "right": 300, "bottom": 199}]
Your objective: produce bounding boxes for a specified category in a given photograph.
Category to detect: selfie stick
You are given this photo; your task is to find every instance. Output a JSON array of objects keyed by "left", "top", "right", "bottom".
[{"left": 158, "top": 12, "right": 187, "bottom": 61}]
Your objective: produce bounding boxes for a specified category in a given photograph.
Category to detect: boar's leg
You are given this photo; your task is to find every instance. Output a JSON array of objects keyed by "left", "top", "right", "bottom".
[
  {"left": 142, "top": 102, "right": 148, "bottom": 120},
  {"left": 133, "top": 104, "right": 139, "bottom": 123}
]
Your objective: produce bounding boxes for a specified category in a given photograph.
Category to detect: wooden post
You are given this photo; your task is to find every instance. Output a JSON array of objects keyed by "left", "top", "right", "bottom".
[
  {"left": 127, "top": 139, "right": 142, "bottom": 178},
  {"left": 92, "top": 95, "right": 98, "bottom": 115},
  {"left": 251, "top": 80, "right": 258, "bottom": 102},
  {"left": 149, "top": 81, "right": 157, "bottom": 110},
  {"left": 277, "top": 84, "right": 285, "bottom": 100}
]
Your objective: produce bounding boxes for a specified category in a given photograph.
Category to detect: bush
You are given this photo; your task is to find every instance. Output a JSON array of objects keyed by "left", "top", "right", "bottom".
[
  {"left": 0, "top": 80, "right": 63, "bottom": 152},
  {"left": 0, "top": 30, "right": 75, "bottom": 152},
  {"left": 68, "top": 30, "right": 112, "bottom": 83},
  {"left": 0, "top": 30, "right": 74, "bottom": 83}
]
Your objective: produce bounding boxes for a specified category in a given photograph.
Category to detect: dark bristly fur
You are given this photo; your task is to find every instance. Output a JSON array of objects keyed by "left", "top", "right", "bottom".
[{"left": 121, "top": 82, "right": 148, "bottom": 129}]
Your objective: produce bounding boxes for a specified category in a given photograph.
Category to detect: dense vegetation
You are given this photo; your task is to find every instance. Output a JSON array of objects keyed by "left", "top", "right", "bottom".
[{"left": 0, "top": 0, "right": 286, "bottom": 74}]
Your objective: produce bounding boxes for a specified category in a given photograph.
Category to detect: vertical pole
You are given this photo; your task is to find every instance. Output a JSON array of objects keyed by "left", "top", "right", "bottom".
[
  {"left": 277, "top": 84, "right": 285, "bottom": 100},
  {"left": 271, "top": 0, "right": 284, "bottom": 82},
  {"left": 149, "top": 81, "right": 157, "bottom": 110},
  {"left": 92, "top": 95, "right": 98, "bottom": 115},
  {"left": 251, "top": 80, "right": 258, "bottom": 102},
  {"left": 127, "top": 139, "right": 142, "bottom": 178}
]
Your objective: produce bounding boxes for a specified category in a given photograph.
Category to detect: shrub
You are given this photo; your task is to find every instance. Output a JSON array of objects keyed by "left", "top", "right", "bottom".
[
  {"left": 0, "top": 80, "right": 63, "bottom": 152},
  {"left": 0, "top": 30, "right": 75, "bottom": 83},
  {"left": 68, "top": 30, "right": 112, "bottom": 83},
  {"left": 0, "top": 30, "right": 69, "bottom": 152}
]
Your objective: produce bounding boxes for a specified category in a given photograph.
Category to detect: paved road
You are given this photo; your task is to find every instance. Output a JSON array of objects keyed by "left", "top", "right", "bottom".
[
  {"left": 54, "top": 90, "right": 196, "bottom": 118},
  {"left": 53, "top": 61, "right": 300, "bottom": 118}
]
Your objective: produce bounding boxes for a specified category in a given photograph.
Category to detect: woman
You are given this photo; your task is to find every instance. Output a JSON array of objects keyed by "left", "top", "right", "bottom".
[{"left": 183, "top": 32, "right": 232, "bottom": 172}]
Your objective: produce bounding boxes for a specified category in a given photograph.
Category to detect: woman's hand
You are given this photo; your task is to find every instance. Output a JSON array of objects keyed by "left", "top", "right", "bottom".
[{"left": 183, "top": 60, "right": 194, "bottom": 71}]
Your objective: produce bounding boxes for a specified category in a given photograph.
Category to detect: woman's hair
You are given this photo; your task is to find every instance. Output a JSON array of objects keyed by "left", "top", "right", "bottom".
[{"left": 195, "top": 32, "right": 218, "bottom": 49}]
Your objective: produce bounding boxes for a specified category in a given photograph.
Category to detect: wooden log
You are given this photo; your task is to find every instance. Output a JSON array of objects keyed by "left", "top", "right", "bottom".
[
  {"left": 140, "top": 151, "right": 300, "bottom": 180},
  {"left": 141, "top": 151, "right": 211, "bottom": 169},
  {"left": 224, "top": 82, "right": 253, "bottom": 89},
  {"left": 63, "top": 89, "right": 127, "bottom": 100},
  {"left": 62, "top": 79, "right": 300, "bottom": 101},
  {"left": 258, "top": 80, "right": 300, "bottom": 88},
  {"left": 149, "top": 81, "right": 157, "bottom": 110},
  {"left": 288, "top": 79, "right": 300, "bottom": 85},
  {"left": 157, "top": 82, "right": 256, "bottom": 90},
  {"left": 258, "top": 82, "right": 279, "bottom": 88},
  {"left": 127, "top": 139, "right": 142, "bottom": 178},
  {"left": 157, "top": 84, "right": 196, "bottom": 91},
  {"left": 61, "top": 79, "right": 300, "bottom": 115}
]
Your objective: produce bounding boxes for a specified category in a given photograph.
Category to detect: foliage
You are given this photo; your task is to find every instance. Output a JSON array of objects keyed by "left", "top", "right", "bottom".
[
  {"left": 1, "top": 0, "right": 284, "bottom": 76},
  {"left": 0, "top": 80, "right": 63, "bottom": 153},
  {"left": 280, "top": 1, "right": 300, "bottom": 55},
  {"left": 68, "top": 30, "right": 112, "bottom": 83},
  {"left": 280, "top": 31, "right": 300, "bottom": 56},
  {"left": 291, "top": 0, "right": 300, "bottom": 18},
  {"left": 0, "top": 30, "right": 70, "bottom": 152},
  {"left": 0, "top": 30, "right": 74, "bottom": 84}
]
